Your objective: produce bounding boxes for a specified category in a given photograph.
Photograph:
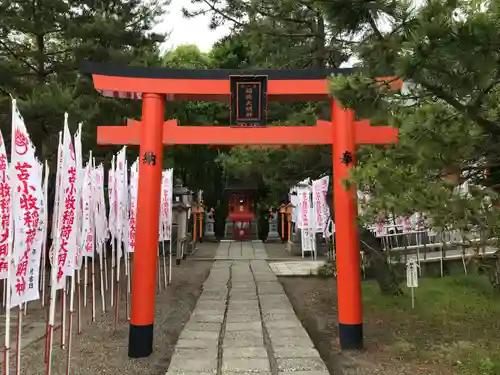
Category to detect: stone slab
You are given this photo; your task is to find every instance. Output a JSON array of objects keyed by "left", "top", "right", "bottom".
[
  {"left": 226, "top": 315, "right": 261, "bottom": 323},
  {"left": 229, "top": 293, "right": 257, "bottom": 301},
  {"left": 198, "top": 294, "right": 227, "bottom": 301},
  {"left": 183, "top": 322, "right": 222, "bottom": 332},
  {"left": 273, "top": 347, "right": 321, "bottom": 359},
  {"left": 264, "top": 320, "right": 302, "bottom": 329},
  {"left": 176, "top": 338, "right": 219, "bottom": 348},
  {"left": 227, "top": 307, "right": 260, "bottom": 315},
  {"left": 227, "top": 300, "right": 259, "bottom": 308},
  {"left": 232, "top": 283, "right": 255, "bottom": 288},
  {"left": 224, "top": 330, "right": 264, "bottom": 347},
  {"left": 179, "top": 330, "right": 220, "bottom": 340},
  {"left": 193, "top": 309, "right": 227, "bottom": 316},
  {"left": 263, "top": 313, "right": 298, "bottom": 322},
  {"left": 277, "top": 372, "right": 329, "bottom": 375},
  {"left": 223, "top": 346, "right": 268, "bottom": 358},
  {"left": 277, "top": 358, "right": 329, "bottom": 372},
  {"left": 222, "top": 358, "right": 271, "bottom": 373},
  {"left": 225, "top": 322, "right": 262, "bottom": 331},
  {"left": 196, "top": 301, "right": 227, "bottom": 310},
  {"left": 191, "top": 314, "right": 225, "bottom": 323}
]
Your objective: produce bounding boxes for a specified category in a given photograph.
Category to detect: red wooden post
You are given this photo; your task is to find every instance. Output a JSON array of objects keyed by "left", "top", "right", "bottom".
[
  {"left": 332, "top": 100, "right": 363, "bottom": 350},
  {"left": 128, "top": 93, "right": 165, "bottom": 358}
]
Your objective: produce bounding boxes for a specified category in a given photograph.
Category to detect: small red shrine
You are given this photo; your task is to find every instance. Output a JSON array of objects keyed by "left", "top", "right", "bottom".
[{"left": 225, "top": 186, "right": 258, "bottom": 240}]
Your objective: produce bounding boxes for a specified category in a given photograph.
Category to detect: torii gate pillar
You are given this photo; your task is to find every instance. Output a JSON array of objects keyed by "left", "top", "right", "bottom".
[
  {"left": 128, "top": 93, "right": 165, "bottom": 358},
  {"left": 332, "top": 100, "right": 362, "bottom": 349}
]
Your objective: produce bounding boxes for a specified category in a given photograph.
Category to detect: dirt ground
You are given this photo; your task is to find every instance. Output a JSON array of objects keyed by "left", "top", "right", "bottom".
[
  {"left": 280, "top": 275, "right": 500, "bottom": 375},
  {"left": 8, "top": 245, "right": 215, "bottom": 375}
]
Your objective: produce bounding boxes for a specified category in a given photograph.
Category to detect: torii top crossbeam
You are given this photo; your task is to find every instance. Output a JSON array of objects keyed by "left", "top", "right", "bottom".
[{"left": 81, "top": 62, "right": 396, "bottom": 102}]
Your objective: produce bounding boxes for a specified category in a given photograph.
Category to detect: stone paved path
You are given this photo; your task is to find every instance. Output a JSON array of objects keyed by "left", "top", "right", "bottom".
[
  {"left": 166, "top": 241, "right": 330, "bottom": 375},
  {"left": 215, "top": 240, "right": 268, "bottom": 260},
  {"left": 268, "top": 261, "right": 326, "bottom": 276}
]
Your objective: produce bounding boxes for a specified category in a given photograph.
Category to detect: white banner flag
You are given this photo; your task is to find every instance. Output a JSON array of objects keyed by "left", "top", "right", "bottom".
[
  {"left": 128, "top": 159, "right": 138, "bottom": 252},
  {"left": 116, "top": 147, "right": 127, "bottom": 260},
  {"left": 10, "top": 100, "right": 45, "bottom": 306},
  {"left": 54, "top": 115, "right": 78, "bottom": 288},
  {"left": 0, "top": 130, "right": 11, "bottom": 279},
  {"left": 297, "top": 186, "right": 314, "bottom": 252},
  {"left": 162, "top": 169, "right": 173, "bottom": 241},
  {"left": 108, "top": 156, "right": 116, "bottom": 240},
  {"left": 93, "top": 164, "right": 108, "bottom": 250},
  {"left": 81, "top": 160, "right": 94, "bottom": 257},
  {"left": 51, "top": 132, "right": 63, "bottom": 240},
  {"left": 312, "top": 176, "right": 329, "bottom": 234},
  {"left": 74, "top": 123, "right": 84, "bottom": 269}
]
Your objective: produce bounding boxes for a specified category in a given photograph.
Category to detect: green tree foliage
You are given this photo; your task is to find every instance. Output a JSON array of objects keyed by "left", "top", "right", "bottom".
[
  {"left": 0, "top": 0, "right": 168, "bottom": 223},
  {"left": 0, "top": 0, "right": 168, "bottom": 164},
  {"left": 183, "top": 0, "right": 348, "bottom": 69},
  {"left": 326, "top": 0, "right": 500, "bottom": 286},
  {"left": 329, "top": 0, "right": 500, "bottom": 234}
]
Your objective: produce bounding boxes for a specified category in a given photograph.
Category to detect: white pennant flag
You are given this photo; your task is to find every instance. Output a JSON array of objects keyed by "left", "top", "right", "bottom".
[
  {"left": 297, "top": 185, "right": 314, "bottom": 252},
  {"left": 312, "top": 176, "right": 330, "bottom": 235},
  {"left": 94, "top": 164, "right": 108, "bottom": 248},
  {"left": 81, "top": 159, "right": 94, "bottom": 257},
  {"left": 128, "top": 159, "right": 138, "bottom": 253},
  {"left": 159, "top": 170, "right": 165, "bottom": 241},
  {"left": 10, "top": 99, "right": 45, "bottom": 306},
  {"left": 73, "top": 123, "right": 84, "bottom": 269},
  {"left": 51, "top": 132, "right": 63, "bottom": 240},
  {"left": 108, "top": 156, "right": 116, "bottom": 240},
  {"left": 116, "top": 147, "right": 126, "bottom": 260},
  {"left": 0, "top": 130, "right": 11, "bottom": 279},
  {"left": 162, "top": 169, "right": 173, "bottom": 241},
  {"left": 54, "top": 114, "right": 78, "bottom": 288}
]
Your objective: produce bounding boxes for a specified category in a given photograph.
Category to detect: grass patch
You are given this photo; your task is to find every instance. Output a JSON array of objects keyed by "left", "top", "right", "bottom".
[{"left": 362, "top": 275, "right": 500, "bottom": 374}]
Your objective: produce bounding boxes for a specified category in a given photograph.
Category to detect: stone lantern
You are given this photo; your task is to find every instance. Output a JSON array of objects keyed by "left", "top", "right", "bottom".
[{"left": 172, "top": 178, "right": 191, "bottom": 265}]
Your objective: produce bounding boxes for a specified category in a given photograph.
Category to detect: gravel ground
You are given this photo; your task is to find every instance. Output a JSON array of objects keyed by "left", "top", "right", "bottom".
[
  {"left": 189, "top": 241, "right": 220, "bottom": 259},
  {"left": 9, "top": 248, "right": 214, "bottom": 375},
  {"left": 280, "top": 277, "right": 444, "bottom": 375}
]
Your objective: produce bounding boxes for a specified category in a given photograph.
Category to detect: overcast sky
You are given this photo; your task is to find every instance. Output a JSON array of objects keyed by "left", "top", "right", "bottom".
[{"left": 154, "top": 0, "right": 231, "bottom": 52}]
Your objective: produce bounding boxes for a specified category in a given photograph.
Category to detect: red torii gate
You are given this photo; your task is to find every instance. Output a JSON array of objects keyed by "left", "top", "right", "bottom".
[{"left": 82, "top": 62, "right": 400, "bottom": 358}]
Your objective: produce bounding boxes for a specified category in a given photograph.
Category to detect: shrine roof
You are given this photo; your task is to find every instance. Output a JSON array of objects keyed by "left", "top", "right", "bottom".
[{"left": 80, "top": 61, "right": 358, "bottom": 102}]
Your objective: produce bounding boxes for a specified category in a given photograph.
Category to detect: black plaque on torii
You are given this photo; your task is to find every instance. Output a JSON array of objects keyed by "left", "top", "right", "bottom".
[{"left": 230, "top": 75, "right": 268, "bottom": 127}]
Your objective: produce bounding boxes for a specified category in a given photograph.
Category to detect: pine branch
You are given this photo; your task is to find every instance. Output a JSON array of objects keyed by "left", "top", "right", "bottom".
[
  {"left": 200, "top": 0, "right": 245, "bottom": 27},
  {"left": 471, "top": 77, "right": 500, "bottom": 109},
  {"left": 0, "top": 39, "right": 40, "bottom": 74},
  {"left": 417, "top": 79, "right": 500, "bottom": 136},
  {"left": 185, "top": 0, "right": 321, "bottom": 38}
]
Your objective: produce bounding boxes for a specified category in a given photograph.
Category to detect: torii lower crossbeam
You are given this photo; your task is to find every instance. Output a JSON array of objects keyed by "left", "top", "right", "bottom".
[{"left": 97, "top": 119, "right": 398, "bottom": 146}]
